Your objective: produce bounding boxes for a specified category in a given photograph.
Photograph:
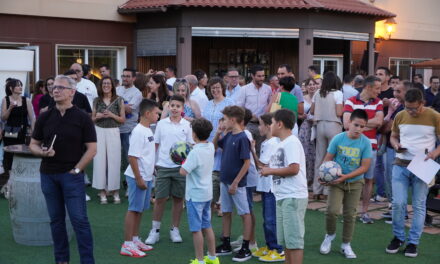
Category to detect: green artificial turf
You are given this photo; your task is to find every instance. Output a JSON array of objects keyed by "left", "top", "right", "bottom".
[{"left": 1, "top": 175, "right": 439, "bottom": 264}]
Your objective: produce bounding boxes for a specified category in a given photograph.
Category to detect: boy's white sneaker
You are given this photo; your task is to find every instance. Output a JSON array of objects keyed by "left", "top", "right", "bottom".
[
  {"left": 145, "top": 229, "right": 160, "bottom": 245},
  {"left": 319, "top": 234, "right": 335, "bottom": 254},
  {"left": 170, "top": 227, "right": 183, "bottom": 243},
  {"left": 341, "top": 244, "right": 357, "bottom": 259}
]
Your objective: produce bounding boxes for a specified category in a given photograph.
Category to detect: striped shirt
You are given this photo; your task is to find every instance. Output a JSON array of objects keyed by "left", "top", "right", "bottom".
[
  {"left": 392, "top": 107, "right": 440, "bottom": 161},
  {"left": 344, "top": 94, "right": 383, "bottom": 149}
]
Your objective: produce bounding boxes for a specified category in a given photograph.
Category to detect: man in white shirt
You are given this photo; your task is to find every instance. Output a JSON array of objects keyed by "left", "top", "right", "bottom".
[
  {"left": 236, "top": 64, "right": 272, "bottom": 153},
  {"left": 116, "top": 68, "right": 142, "bottom": 166},
  {"left": 185, "top": 74, "right": 209, "bottom": 109},
  {"left": 277, "top": 64, "right": 305, "bottom": 119},
  {"left": 226, "top": 68, "right": 241, "bottom": 103},
  {"left": 342, "top": 74, "right": 359, "bottom": 102},
  {"left": 70, "top": 63, "right": 98, "bottom": 108},
  {"left": 165, "top": 65, "right": 177, "bottom": 87}
]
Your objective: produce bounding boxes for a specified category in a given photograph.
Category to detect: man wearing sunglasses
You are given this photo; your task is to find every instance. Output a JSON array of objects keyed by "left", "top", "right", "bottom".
[
  {"left": 30, "top": 75, "right": 97, "bottom": 264},
  {"left": 387, "top": 88, "right": 440, "bottom": 258}
]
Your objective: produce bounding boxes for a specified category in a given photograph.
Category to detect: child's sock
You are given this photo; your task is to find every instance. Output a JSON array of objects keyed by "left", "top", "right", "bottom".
[
  {"left": 208, "top": 255, "right": 217, "bottom": 260},
  {"left": 242, "top": 240, "right": 250, "bottom": 250},
  {"left": 124, "top": 241, "right": 134, "bottom": 246},
  {"left": 152, "top": 220, "right": 161, "bottom": 232},
  {"left": 132, "top": 236, "right": 140, "bottom": 242},
  {"left": 223, "top": 236, "right": 231, "bottom": 247},
  {"left": 341, "top": 242, "right": 350, "bottom": 248}
]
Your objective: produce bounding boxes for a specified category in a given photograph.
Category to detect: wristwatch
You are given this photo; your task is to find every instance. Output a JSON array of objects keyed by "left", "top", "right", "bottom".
[{"left": 72, "top": 168, "right": 81, "bottom": 174}]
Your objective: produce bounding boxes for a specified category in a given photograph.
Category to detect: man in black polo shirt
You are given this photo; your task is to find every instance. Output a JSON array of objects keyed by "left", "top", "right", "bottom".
[{"left": 29, "top": 75, "right": 97, "bottom": 264}]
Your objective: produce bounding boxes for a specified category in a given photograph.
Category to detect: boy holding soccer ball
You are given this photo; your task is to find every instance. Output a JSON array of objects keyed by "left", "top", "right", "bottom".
[
  {"left": 145, "top": 95, "right": 194, "bottom": 245},
  {"left": 319, "top": 109, "right": 372, "bottom": 258}
]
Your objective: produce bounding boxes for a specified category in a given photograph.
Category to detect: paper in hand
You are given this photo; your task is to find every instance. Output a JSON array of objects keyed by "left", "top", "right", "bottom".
[{"left": 407, "top": 152, "right": 440, "bottom": 185}]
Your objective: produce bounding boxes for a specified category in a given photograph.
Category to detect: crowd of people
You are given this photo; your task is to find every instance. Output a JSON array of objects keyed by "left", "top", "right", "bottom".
[{"left": 1, "top": 62, "right": 439, "bottom": 264}]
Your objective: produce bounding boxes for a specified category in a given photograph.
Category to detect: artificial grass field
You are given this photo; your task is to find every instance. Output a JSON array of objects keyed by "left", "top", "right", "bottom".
[{"left": 1, "top": 178, "right": 439, "bottom": 264}]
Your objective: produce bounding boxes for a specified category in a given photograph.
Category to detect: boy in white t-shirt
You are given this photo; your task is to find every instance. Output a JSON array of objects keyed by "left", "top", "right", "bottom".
[
  {"left": 252, "top": 113, "right": 284, "bottom": 262},
  {"left": 120, "top": 99, "right": 160, "bottom": 258},
  {"left": 261, "top": 109, "right": 308, "bottom": 264},
  {"left": 145, "top": 95, "right": 194, "bottom": 245},
  {"left": 180, "top": 118, "right": 219, "bottom": 264}
]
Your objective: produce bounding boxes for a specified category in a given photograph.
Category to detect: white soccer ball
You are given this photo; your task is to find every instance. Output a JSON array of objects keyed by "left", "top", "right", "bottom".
[{"left": 318, "top": 161, "right": 342, "bottom": 183}]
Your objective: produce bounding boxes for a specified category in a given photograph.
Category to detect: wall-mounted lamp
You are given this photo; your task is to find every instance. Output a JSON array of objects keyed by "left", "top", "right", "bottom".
[{"left": 375, "top": 18, "right": 397, "bottom": 40}]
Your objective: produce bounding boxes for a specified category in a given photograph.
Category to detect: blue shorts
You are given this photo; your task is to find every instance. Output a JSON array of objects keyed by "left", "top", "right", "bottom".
[
  {"left": 246, "top": 186, "right": 256, "bottom": 212},
  {"left": 186, "top": 199, "right": 211, "bottom": 232},
  {"left": 126, "top": 176, "right": 152, "bottom": 213},
  {"left": 220, "top": 182, "right": 250, "bottom": 215}
]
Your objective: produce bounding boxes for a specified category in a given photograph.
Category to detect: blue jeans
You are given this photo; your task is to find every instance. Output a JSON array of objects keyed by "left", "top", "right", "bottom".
[
  {"left": 261, "top": 192, "right": 283, "bottom": 252},
  {"left": 120, "top": 132, "right": 131, "bottom": 165},
  {"left": 41, "top": 172, "right": 94, "bottom": 264},
  {"left": 374, "top": 155, "right": 385, "bottom": 197},
  {"left": 384, "top": 147, "right": 395, "bottom": 201},
  {"left": 391, "top": 165, "right": 428, "bottom": 245}
]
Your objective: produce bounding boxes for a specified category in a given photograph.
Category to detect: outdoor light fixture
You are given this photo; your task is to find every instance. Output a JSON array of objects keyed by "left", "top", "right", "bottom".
[{"left": 375, "top": 18, "right": 397, "bottom": 40}]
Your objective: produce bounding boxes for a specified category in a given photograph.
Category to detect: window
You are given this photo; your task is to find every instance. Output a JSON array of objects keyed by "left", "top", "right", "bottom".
[
  {"left": 313, "top": 56, "right": 343, "bottom": 79},
  {"left": 56, "top": 45, "right": 126, "bottom": 84},
  {"left": 389, "top": 58, "right": 430, "bottom": 80}
]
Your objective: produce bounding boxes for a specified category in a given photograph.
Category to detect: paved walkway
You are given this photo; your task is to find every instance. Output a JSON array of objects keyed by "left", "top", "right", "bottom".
[{"left": 307, "top": 198, "right": 440, "bottom": 235}]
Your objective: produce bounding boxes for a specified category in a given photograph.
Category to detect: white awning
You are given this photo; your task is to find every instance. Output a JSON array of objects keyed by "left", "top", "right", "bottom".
[{"left": 192, "top": 27, "right": 369, "bottom": 41}]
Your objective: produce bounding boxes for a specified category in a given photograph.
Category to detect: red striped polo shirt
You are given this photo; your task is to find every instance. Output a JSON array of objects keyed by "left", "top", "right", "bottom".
[{"left": 344, "top": 94, "right": 383, "bottom": 150}]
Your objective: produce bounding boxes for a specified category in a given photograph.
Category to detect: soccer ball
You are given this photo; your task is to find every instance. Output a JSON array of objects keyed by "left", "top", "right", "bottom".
[
  {"left": 318, "top": 161, "right": 342, "bottom": 183},
  {"left": 169, "top": 141, "right": 192, "bottom": 165}
]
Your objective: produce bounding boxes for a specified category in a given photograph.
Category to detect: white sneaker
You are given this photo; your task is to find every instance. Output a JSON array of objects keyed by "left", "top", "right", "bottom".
[
  {"left": 319, "top": 234, "right": 335, "bottom": 254},
  {"left": 341, "top": 244, "right": 357, "bottom": 259},
  {"left": 230, "top": 235, "right": 243, "bottom": 248},
  {"left": 145, "top": 229, "right": 160, "bottom": 245},
  {"left": 85, "top": 194, "right": 91, "bottom": 201},
  {"left": 170, "top": 227, "right": 183, "bottom": 243}
]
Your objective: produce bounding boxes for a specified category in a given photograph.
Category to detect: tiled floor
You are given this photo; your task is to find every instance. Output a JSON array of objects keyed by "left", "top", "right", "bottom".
[{"left": 307, "top": 198, "right": 440, "bottom": 235}]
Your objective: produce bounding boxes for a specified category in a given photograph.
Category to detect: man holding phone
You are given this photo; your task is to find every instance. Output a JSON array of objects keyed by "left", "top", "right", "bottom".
[
  {"left": 387, "top": 88, "right": 440, "bottom": 258},
  {"left": 29, "top": 75, "right": 97, "bottom": 264}
]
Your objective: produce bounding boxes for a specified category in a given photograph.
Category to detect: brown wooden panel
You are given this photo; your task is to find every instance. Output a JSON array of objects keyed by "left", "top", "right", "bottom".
[{"left": 137, "top": 56, "right": 176, "bottom": 74}]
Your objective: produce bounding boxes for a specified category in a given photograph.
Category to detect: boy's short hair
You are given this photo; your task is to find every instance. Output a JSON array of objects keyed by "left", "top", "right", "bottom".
[
  {"left": 191, "top": 118, "right": 213, "bottom": 141},
  {"left": 259, "top": 113, "right": 273, "bottom": 126},
  {"left": 405, "top": 88, "right": 424, "bottom": 103},
  {"left": 169, "top": 94, "right": 185, "bottom": 105},
  {"left": 279, "top": 76, "right": 295, "bottom": 92},
  {"left": 222, "top": 106, "right": 245, "bottom": 124},
  {"left": 350, "top": 109, "right": 368, "bottom": 122},
  {"left": 139, "top": 99, "right": 159, "bottom": 116},
  {"left": 273, "top": 109, "right": 296, "bottom": 130},
  {"left": 243, "top": 108, "right": 252, "bottom": 126}
]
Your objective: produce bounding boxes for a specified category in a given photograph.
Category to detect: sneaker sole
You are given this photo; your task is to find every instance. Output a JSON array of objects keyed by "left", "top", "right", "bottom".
[
  {"left": 120, "top": 252, "right": 146, "bottom": 258},
  {"left": 319, "top": 249, "right": 331, "bottom": 255},
  {"left": 216, "top": 251, "right": 232, "bottom": 256},
  {"left": 171, "top": 239, "right": 183, "bottom": 243},
  {"left": 258, "top": 257, "right": 285, "bottom": 262},
  {"left": 145, "top": 238, "right": 159, "bottom": 245},
  {"left": 404, "top": 252, "right": 418, "bottom": 257},
  {"left": 232, "top": 255, "right": 252, "bottom": 262},
  {"left": 385, "top": 248, "right": 400, "bottom": 254},
  {"left": 341, "top": 250, "right": 357, "bottom": 259}
]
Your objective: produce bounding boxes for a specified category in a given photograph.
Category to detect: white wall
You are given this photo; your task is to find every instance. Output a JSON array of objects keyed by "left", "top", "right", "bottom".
[
  {"left": 0, "top": 0, "right": 135, "bottom": 23},
  {"left": 364, "top": 0, "right": 440, "bottom": 42}
]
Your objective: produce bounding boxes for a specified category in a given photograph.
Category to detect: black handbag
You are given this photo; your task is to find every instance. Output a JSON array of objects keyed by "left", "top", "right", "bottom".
[{"left": 3, "top": 126, "right": 21, "bottom": 138}]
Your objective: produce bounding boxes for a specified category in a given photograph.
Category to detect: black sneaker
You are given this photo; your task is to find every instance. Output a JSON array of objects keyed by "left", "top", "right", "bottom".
[
  {"left": 404, "top": 243, "right": 418, "bottom": 258},
  {"left": 386, "top": 237, "right": 404, "bottom": 254},
  {"left": 232, "top": 248, "right": 252, "bottom": 262},
  {"left": 216, "top": 243, "right": 232, "bottom": 256},
  {"left": 382, "top": 211, "right": 392, "bottom": 219}
]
